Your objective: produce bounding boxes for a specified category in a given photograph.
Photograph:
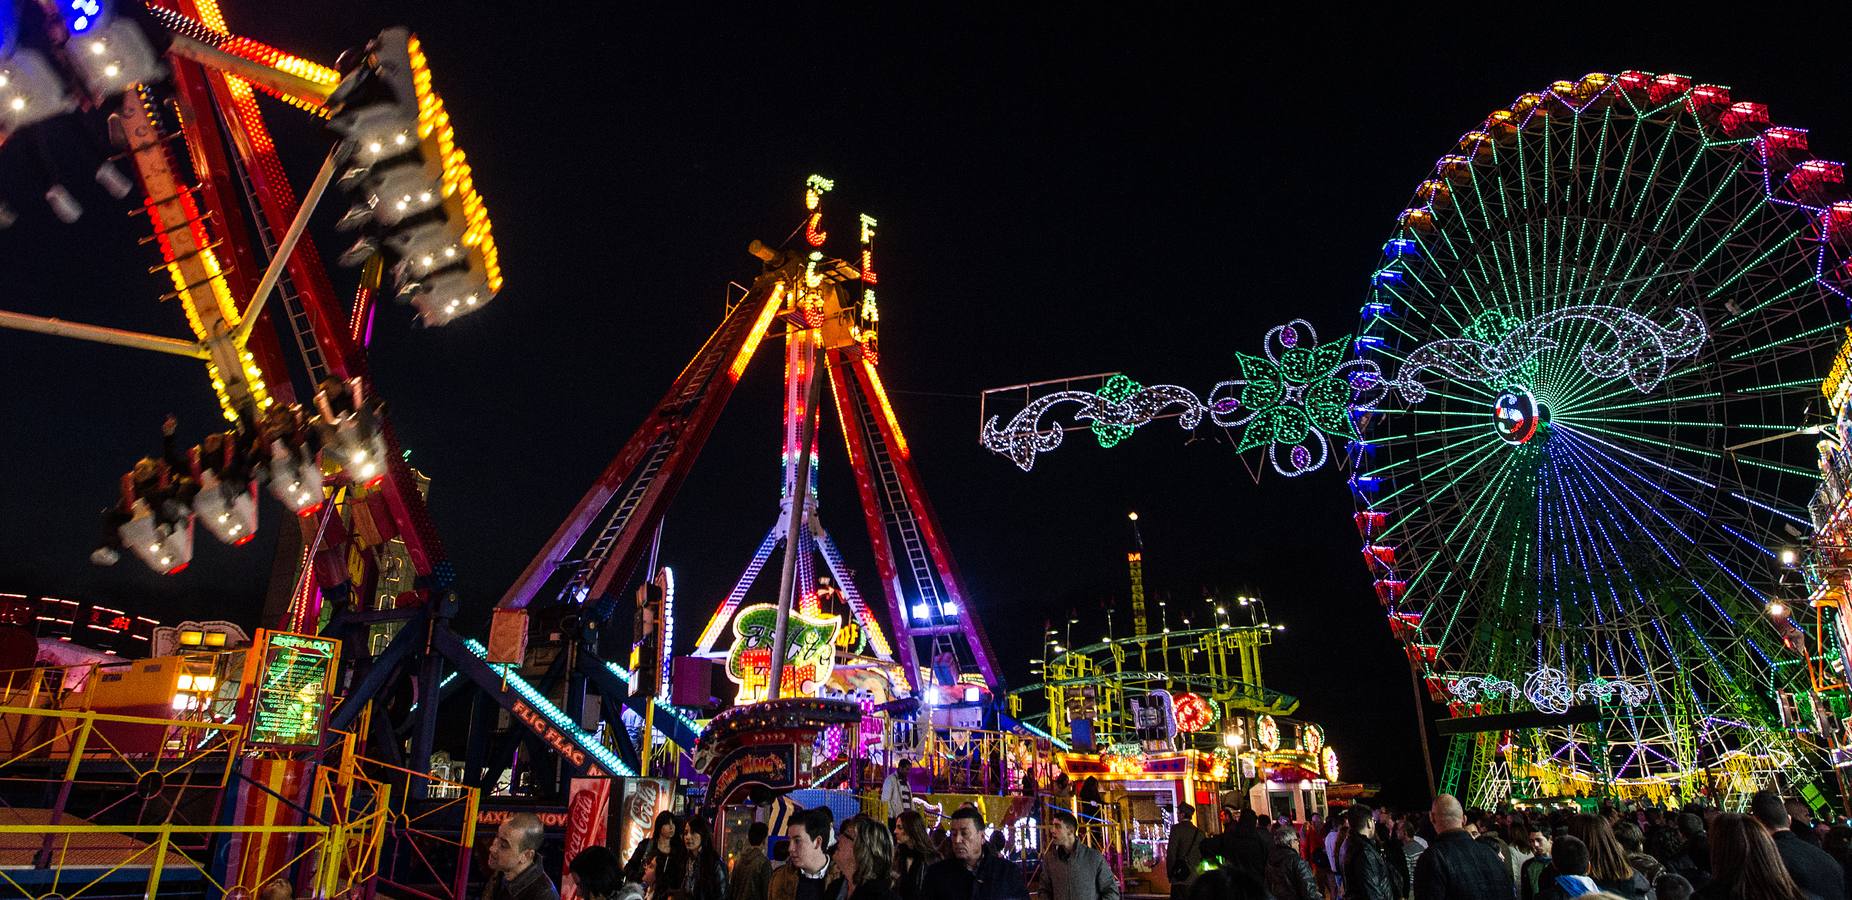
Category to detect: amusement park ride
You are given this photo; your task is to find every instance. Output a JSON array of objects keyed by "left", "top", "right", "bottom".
[
  {"left": 9, "top": 1, "right": 1852, "bottom": 892},
  {"left": 982, "top": 72, "right": 1852, "bottom": 812},
  {"left": 0, "top": 0, "right": 1019, "bottom": 892},
  {"left": 1007, "top": 512, "right": 1350, "bottom": 836}
]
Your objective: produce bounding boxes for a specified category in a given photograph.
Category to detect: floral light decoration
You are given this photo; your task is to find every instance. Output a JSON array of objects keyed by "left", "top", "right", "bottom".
[
  {"left": 1255, "top": 714, "right": 1281, "bottom": 752},
  {"left": 1447, "top": 666, "right": 1648, "bottom": 716},
  {"left": 980, "top": 320, "right": 1391, "bottom": 477},
  {"left": 1321, "top": 747, "right": 1339, "bottom": 782},
  {"left": 981, "top": 307, "right": 1705, "bottom": 477},
  {"left": 1171, "top": 691, "right": 1217, "bottom": 733},
  {"left": 1300, "top": 723, "right": 1325, "bottom": 756}
]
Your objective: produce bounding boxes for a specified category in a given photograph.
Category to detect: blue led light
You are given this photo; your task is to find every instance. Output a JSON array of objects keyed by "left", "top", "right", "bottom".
[
  {"left": 0, "top": 1, "right": 18, "bottom": 58},
  {"left": 1362, "top": 302, "right": 1394, "bottom": 318},
  {"left": 1371, "top": 270, "right": 1405, "bottom": 286},
  {"left": 61, "top": 0, "right": 105, "bottom": 35},
  {"left": 1383, "top": 238, "right": 1420, "bottom": 259},
  {"left": 463, "top": 639, "right": 635, "bottom": 777}
]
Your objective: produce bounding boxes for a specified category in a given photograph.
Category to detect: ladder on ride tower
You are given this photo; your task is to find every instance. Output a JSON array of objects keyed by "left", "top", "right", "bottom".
[
  {"left": 220, "top": 106, "right": 328, "bottom": 385},
  {"left": 561, "top": 434, "right": 672, "bottom": 605},
  {"left": 862, "top": 394, "right": 944, "bottom": 618},
  {"left": 497, "top": 272, "right": 786, "bottom": 613},
  {"left": 837, "top": 353, "right": 999, "bottom": 691}
]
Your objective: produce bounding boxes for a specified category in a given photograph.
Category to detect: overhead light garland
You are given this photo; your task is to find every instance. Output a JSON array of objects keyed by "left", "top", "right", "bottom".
[
  {"left": 981, "top": 321, "right": 1389, "bottom": 476},
  {"left": 1447, "top": 665, "right": 1649, "bottom": 715},
  {"left": 981, "top": 307, "right": 1706, "bottom": 476}
]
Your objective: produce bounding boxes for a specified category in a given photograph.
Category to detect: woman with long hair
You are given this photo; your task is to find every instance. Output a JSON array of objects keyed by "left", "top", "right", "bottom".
[
  {"left": 1698, "top": 813, "right": 1811, "bottom": 900},
  {"left": 663, "top": 816, "right": 729, "bottom": 900},
  {"left": 893, "top": 810, "right": 939, "bottom": 900},
  {"left": 1567, "top": 813, "right": 1650, "bottom": 898},
  {"left": 833, "top": 816, "right": 901, "bottom": 900},
  {"left": 629, "top": 812, "right": 680, "bottom": 893}
]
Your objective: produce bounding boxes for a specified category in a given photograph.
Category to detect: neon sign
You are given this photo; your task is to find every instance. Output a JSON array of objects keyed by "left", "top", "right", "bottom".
[
  {"left": 725, "top": 603, "right": 840, "bottom": 704},
  {"left": 243, "top": 630, "right": 339, "bottom": 750}
]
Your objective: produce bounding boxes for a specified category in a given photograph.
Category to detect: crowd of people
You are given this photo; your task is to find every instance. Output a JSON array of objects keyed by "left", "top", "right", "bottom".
[
  {"left": 481, "top": 803, "right": 1060, "bottom": 900},
  {"left": 468, "top": 784, "right": 1852, "bottom": 900},
  {"left": 1176, "top": 789, "right": 1848, "bottom": 900}
]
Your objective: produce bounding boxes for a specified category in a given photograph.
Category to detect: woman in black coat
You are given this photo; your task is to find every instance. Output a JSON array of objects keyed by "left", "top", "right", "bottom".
[
  {"left": 894, "top": 810, "right": 940, "bottom": 900},
  {"left": 628, "top": 811, "right": 680, "bottom": 892},
  {"left": 663, "top": 816, "right": 728, "bottom": 900}
]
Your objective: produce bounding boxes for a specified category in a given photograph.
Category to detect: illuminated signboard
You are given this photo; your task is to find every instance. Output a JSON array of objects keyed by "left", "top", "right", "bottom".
[
  {"left": 725, "top": 604, "right": 840, "bottom": 704},
  {"left": 242, "top": 630, "right": 340, "bottom": 749},
  {"left": 1825, "top": 328, "right": 1852, "bottom": 412},
  {"left": 618, "top": 777, "right": 673, "bottom": 863}
]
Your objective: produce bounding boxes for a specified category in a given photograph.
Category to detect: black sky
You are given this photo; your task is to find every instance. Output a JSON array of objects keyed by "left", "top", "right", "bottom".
[{"left": 1, "top": 6, "right": 1848, "bottom": 808}]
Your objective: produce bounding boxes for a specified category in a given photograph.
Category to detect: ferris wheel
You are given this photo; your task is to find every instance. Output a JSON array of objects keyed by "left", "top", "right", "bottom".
[{"left": 1353, "top": 72, "right": 1851, "bottom": 804}]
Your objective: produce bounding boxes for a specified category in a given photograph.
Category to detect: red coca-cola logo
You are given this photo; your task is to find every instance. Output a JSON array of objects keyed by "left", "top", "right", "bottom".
[
  {"left": 564, "top": 790, "right": 596, "bottom": 857},
  {"left": 624, "top": 779, "right": 664, "bottom": 857}
]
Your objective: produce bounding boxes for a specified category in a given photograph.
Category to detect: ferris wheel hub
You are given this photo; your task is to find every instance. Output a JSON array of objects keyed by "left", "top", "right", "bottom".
[{"left": 1492, "top": 387, "right": 1544, "bottom": 445}]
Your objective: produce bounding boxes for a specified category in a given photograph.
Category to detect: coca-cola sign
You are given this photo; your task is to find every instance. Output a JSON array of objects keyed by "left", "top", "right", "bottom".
[
  {"left": 620, "top": 777, "right": 673, "bottom": 862},
  {"left": 561, "top": 778, "right": 611, "bottom": 900}
]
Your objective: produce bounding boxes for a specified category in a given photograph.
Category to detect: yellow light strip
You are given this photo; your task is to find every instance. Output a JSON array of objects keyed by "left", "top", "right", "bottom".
[
  {"left": 729, "top": 283, "right": 785, "bottom": 382},
  {"left": 859, "top": 358, "right": 910, "bottom": 458},
  {"left": 408, "top": 35, "right": 502, "bottom": 293}
]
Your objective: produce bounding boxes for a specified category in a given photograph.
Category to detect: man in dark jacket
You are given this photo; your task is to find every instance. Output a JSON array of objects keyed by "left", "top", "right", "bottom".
[
  {"left": 1164, "top": 805, "right": 1204, "bottom": 900},
  {"left": 1263, "top": 827, "right": 1320, "bottom": 900},
  {"left": 728, "top": 822, "right": 773, "bottom": 900},
  {"left": 1222, "top": 810, "right": 1269, "bottom": 879},
  {"left": 1342, "top": 805, "right": 1396, "bottom": 900},
  {"left": 1751, "top": 790, "right": 1845, "bottom": 900},
  {"left": 923, "top": 807, "right": 1030, "bottom": 900},
  {"left": 1034, "top": 809, "right": 1119, "bottom": 900},
  {"left": 1412, "top": 795, "right": 1513, "bottom": 900},
  {"left": 485, "top": 813, "right": 560, "bottom": 900}
]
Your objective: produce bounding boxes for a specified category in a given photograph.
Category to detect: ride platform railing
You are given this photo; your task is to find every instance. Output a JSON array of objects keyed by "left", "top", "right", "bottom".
[
  {"left": 851, "top": 713, "right": 1062, "bottom": 797},
  {"left": 350, "top": 747, "right": 481, "bottom": 900},
  {"left": 0, "top": 702, "right": 395, "bottom": 899}
]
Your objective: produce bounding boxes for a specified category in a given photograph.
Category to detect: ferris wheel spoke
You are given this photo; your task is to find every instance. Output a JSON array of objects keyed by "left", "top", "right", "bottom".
[
  {"left": 1719, "top": 274, "right": 1821, "bottom": 326},
  {"left": 1546, "top": 428, "right": 1707, "bottom": 558},
  {"left": 1421, "top": 465, "right": 1533, "bottom": 651},
  {"left": 1555, "top": 431, "right": 1781, "bottom": 617},
  {"left": 1554, "top": 356, "right": 1713, "bottom": 416},
  {"left": 1627, "top": 118, "right": 1683, "bottom": 221}
]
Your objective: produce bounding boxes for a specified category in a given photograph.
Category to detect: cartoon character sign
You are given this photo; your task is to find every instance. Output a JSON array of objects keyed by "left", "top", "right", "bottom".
[{"left": 726, "top": 604, "right": 841, "bottom": 704}]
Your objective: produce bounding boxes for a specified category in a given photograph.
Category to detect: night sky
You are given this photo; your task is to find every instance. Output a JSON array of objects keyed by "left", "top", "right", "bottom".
[{"left": 2, "top": 7, "right": 1848, "bottom": 808}]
